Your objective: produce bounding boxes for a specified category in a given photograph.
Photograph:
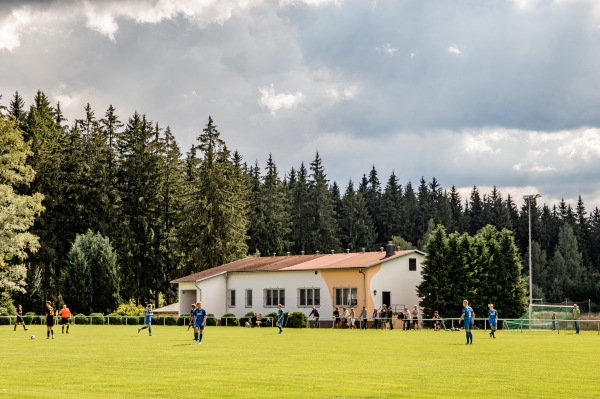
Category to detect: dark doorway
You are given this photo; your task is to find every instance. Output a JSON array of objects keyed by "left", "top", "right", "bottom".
[{"left": 382, "top": 291, "right": 391, "bottom": 308}]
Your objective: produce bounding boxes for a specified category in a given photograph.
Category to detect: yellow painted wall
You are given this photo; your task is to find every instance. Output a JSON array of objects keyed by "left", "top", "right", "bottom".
[{"left": 320, "top": 264, "right": 382, "bottom": 312}]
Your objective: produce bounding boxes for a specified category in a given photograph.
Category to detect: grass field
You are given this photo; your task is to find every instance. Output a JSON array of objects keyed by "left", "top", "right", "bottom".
[{"left": 1, "top": 324, "right": 598, "bottom": 399}]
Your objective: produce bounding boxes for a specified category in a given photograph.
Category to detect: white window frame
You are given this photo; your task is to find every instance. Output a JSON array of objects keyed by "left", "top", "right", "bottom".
[
  {"left": 245, "top": 289, "right": 252, "bottom": 308},
  {"left": 264, "top": 288, "right": 285, "bottom": 307},
  {"left": 228, "top": 289, "right": 236, "bottom": 307},
  {"left": 334, "top": 287, "right": 358, "bottom": 307},
  {"left": 298, "top": 288, "right": 321, "bottom": 307}
]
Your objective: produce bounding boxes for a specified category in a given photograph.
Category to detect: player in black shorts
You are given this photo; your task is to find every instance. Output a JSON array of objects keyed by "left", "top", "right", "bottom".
[
  {"left": 14, "top": 305, "right": 28, "bottom": 331},
  {"left": 45, "top": 301, "right": 55, "bottom": 339}
]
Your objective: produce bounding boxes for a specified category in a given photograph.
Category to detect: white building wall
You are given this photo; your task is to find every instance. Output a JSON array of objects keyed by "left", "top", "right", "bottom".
[
  {"left": 369, "top": 254, "right": 424, "bottom": 312},
  {"left": 197, "top": 270, "right": 331, "bottom": 319}
]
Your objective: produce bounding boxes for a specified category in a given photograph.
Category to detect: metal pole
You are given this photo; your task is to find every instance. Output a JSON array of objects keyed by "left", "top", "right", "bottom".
[{"left": 527, "top": 197, "right": 533, "bottom": 308}]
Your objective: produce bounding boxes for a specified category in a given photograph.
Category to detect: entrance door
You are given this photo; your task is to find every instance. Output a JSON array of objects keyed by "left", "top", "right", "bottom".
[{"left": 382, "top": 291, "right": 391, "bottom": 308}]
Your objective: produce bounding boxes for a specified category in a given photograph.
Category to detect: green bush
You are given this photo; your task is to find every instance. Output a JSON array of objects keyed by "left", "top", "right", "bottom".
[
  {"left": 177, "top": 315, "right": 191, "bottom": 326},
  {"left": 74, "top": 314, "right": 89, "bottom": 325},
  {"left": 286, "top": 312, "right": 308, "bottom": 328},
  {"left": 115, "top": 300, "right": 145, "bottom": 316},
  {"left": 220, "top": 313, "right": 239, "bottom": 326},
  {"left": 107, "top": 313, "right": 123, "bottom": 325},
  {"left": 24, "top": 312, "right": 35, "bottom": 325},
  {"left": 123, "top": 316, "right": 143, "bottom": 325},
  {"left": 0, "top": 316, "right": 11, "bottom": 325},
  {"left": 90, "top": 313, "right": 106, "bottom": 325},
  {"left": 206, "top": 314, "right": 217, "bottom": 327},
  {"left": 164, "top": 316, "right": 178, "bottom": 326},
  {"left": 239, "top": 312, "right": 255, "bottom": 326}
]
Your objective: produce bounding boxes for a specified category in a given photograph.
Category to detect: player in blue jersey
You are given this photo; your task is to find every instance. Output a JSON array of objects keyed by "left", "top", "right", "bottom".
[
  {"left": 188, "top": 303, "right": 196, "bottom": 335},
  {"left": 459, "top": 300, "right": 475, "bottom": 344},
  {"left": 488, "top": 304, "right": 498, "bottom": 338},
  {"left": 138, "top": 304, "right": 153, "bottom": 336},
  {"left": 193, "top": 302, "right": 207, "bottom": 345},
  {"left": 277, "top": 304, "right": 284, "bottom": 334}
]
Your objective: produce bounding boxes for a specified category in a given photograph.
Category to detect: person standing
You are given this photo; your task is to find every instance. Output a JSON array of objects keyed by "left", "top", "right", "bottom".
[
  {"left": 551, "top": 311, "right": 557, "bottom": 331},
  {"left": 341, "top": 307, "right": 349, "bottom": 328},
  {"left": 386, "top": 306, "right": 394, "bottom": 330},
  {"left": 277, "top": 304, "right": 285, "bottom": 334},
  {"left": 188, "top": 304, "right": 196, "bottom": 335},
  {"left": 488, "top": 304, "right": 498, "bottom": 338},
  {"left": 411, "top": 305, "right": 419, "bottom": 330},
  {"left": 349, "top": 308, "right": 356, "bottom": 329},
  {"left": 44, "top": 301, "right": 55, "bottom": 339},
  {"left": 432, "top": 310, "right": 441, "bottom": 331},
  {"left": 573, "top": 304, "right": 581, "bottom": 334},
  {"left": 193, "top": 302, "right": 207, "bottom": 345},
  {"left": 59, "top": 304, "right": 72, "bottom": 334},
  {"left": 403, "top": 307, "right": 411, "bottom": 330},
  {"left": 333, "top": 307, "right": 340, "bottom": 329},
  {"left": 460, "top": 300, "right": 475, "bottom": 344},
  {"left": 14, "top": 304, "right": 28, "bottom": 331},
  {"left": 371, "top": 308, "right": 379, "bottom": 329},
  {"left": 138, "top": 304, "right": 153, "bottom": 336},
  {"left": 308, "top": 306, "right": 320, "bottom": 328},
  {"left": 360, "top": 306, "right": 368, "bottom": 329}
]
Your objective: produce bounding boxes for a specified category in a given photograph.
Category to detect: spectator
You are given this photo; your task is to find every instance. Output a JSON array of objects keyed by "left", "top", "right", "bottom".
[
  {"left": 380, "top": 305, "right": 388, "bottom": 330},
  {"left": 308, "top": 307, "right": 320, "bottom": 328},
  {"left": 333, "top": 307, "right": 340, "bottom": 329},
  {"left": 341, "top": 307, "right": 350, "bottom": 328},
  {"left": 403, "top": 307, "right": 411, "bottom": 330},
  {"left": 372, "top": 308, "right": 379, "bottom": 329},
  {"left": 551, "top": 311, "right": 557, "bottom": 331},
  {"left": 412, "top": 305, "right": 419, "bottom": 330},
  {"left": 573, "top": 304, "right": 581, "bottom": 334},
  {"left": 432, "top": 310, "right": 441, "bottom": 331},
  {"left": 360, "top": 306, "right": 368, "bottom": 329},
  {"left": 349, "top": 308, "right": 356, "bottom": 329},
  {"left": 386, "top": 306, "right": 394, "bottom": 330}
]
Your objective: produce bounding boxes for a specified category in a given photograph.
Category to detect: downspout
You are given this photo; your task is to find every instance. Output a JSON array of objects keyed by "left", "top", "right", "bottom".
[
  {"left": 359, "top": 269, "right": 366, "bottom": 308},
  {"left": 225, "top": 272, "right": 229, "bottom": 314}
]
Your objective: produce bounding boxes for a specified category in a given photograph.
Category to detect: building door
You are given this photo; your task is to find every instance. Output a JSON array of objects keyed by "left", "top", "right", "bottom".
[{"left": 382, "top": 291, "right": 391, "bottom": 308}]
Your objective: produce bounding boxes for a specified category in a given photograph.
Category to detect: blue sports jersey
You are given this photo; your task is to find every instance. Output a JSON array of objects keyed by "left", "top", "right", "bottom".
[
  {"left": 488, "top": 309, "right": 498, "bottom": 321},
  {"left": 277, "top": 309, "right": 284, "bottom": 323},
  {"left": 462, "top": 306, "right": 473, "bottom": 320},
  {"left": 193, "top": 308, "right": 207, "bottom": 326},
  {"left": 145, "top": 308, "right": 153, "bottom": 323}
]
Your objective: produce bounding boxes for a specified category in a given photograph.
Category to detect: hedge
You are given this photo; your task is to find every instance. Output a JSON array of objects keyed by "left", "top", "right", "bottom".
[
  {"left": 239, "top": 312, "right": 255, "bottom": 327},
  {"left": 206, "top": 314, "right": 217, "bottom": 326},
  {"left": 220, "top": 313, "right": 239, "bottom": 326},
  {"left": 285, "top": 312, "right": 308, "bottom": 328},
  {"left": 74, "top": 314, "right": 89, "bottom": 325}
]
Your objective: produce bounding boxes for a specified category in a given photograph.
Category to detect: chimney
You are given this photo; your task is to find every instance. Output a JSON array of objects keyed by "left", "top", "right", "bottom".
[
  {"left": 385, "top": 241, "right": 396, "bottom": 257},
  {"left": 301, "top": 251, "right": 305, "bottom": 255},
  {"left": 361, "top": 248, "right": 365, "bottom": 253},
  {"left": 286, "top": 252, "right": 290, "bottom": 256},
  {"left": 316, "top": 250, "right": 320, "bottom": 255},
  {"left": 346, "top": 249, "right": 350, "bottom": 254},
  {"left": 331, "top": 250, "right": 334, "bottom": 254},
  {"left": 273, "top": 252, "right": 277, "bottom": 257}
]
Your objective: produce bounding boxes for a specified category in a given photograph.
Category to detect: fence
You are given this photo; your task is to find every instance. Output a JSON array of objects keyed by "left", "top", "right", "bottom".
[{"left": 0, "top": 315, "right": 273, "bottom": 327}]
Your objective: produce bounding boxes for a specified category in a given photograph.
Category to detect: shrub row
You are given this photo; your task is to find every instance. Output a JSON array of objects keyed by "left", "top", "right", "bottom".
[{"left": 0, "top": 312, "right": 310, "bottom": 328}]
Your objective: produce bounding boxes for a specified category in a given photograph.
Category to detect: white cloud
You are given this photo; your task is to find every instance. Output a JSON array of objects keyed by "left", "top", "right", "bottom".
[
  {"left": 447, "top": 45, "right": 462, "bottom": 55},
  {"left": 259, "top": 84, "right": 304, "bottom": 114},
  {"left": 556, "top": 128, "right": 600, "bottom": 160},
  {"left": 375, "top": 43, "right": 397, "bottom": 56},
  {"left": 0, "top": 8, "right": 32, "bottom": 52}
]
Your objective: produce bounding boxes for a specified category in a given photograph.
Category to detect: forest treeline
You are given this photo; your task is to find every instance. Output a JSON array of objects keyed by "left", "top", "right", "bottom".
[{"left": 1, "top": 90, "right": 599, "bottom": 313}]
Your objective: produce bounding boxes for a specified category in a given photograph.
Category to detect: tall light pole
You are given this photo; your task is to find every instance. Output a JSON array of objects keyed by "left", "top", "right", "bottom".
[{"left": 523, "top": 194, "right": 541, "bottom": 308}]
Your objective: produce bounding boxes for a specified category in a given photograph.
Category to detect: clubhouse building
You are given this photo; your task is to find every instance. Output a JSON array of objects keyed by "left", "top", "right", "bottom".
[{"left": 171, "top": 245, "right": 425, "bottom": 319}]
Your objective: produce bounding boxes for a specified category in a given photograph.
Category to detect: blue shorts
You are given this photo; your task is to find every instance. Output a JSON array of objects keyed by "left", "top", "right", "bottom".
[
  {"left": 145, "top": 318, "right": 152, "bottom": 325},
  {"left": 194, "top": 322, "right": 205, "bottom": 330},
  {"left": 489, "top": 320, "right": 497, "bottom": 327},
  {"left": 464, "top": 319, "right": 473, "bottom": 329}
]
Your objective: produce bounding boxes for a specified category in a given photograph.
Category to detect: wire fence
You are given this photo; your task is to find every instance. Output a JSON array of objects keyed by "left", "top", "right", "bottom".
[{"left": 2, "top": 315, "right": 598, "bottom": 334}]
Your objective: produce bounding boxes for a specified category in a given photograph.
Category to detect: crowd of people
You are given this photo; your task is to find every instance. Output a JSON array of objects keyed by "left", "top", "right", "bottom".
[{"left": 323, "top": 304, "right": 429, "bottom": 330}]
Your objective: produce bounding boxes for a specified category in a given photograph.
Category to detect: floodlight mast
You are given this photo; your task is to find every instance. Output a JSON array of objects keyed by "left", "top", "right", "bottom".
[{"left": 523, "top": 194, "right": 541, "bottom": 312}]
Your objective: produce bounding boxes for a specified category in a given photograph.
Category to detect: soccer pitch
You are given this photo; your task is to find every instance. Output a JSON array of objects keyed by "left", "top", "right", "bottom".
[{"left": 1, "top": 325, "right": 598, "bottom": 399}]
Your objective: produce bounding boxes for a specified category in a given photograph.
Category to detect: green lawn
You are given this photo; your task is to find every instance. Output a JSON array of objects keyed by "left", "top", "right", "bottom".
[{"left": 1, "top": 325, "right": 598, "bottom": 399}]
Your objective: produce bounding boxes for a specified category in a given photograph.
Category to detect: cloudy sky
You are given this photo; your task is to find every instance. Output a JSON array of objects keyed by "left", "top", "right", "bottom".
[{"left": 2, "top": 0, "right": 600, "bottom": 211}]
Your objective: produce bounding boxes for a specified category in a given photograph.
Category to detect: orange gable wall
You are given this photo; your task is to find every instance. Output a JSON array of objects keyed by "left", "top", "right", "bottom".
[{"left": 320, "top": 264, "right": 382, "bottom": 311}]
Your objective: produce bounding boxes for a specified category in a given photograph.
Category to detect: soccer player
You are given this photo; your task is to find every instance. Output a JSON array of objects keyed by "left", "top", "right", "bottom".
[
  {"left": 573, "top": 304, "right": 581, "bottom": 334},
  {"left": 488, "top": 304, "right": 498, "bottom": 338},
  {"left": 277, "top": 304, "right": 284, "bottom": 334},
  {"left": 192, "top": 302, "right": 207, "bottom": 345},
  {"left": 14, "top": 304, "right": 28, "bottom": 331},
  {"left": 44, "top": 301, "right": 55, "bottom": 339},
  {"left": 59, "top": 304, "right": 72, "bottom": 334},
  {"left": 459, "top": 299, "right": 475, "bottom": 344},
  {"left": 138, "top": 304, "right": 153, "bottom": 336},
  {"left": 188, "top": 304, "right": 196, "bottom": 334}
]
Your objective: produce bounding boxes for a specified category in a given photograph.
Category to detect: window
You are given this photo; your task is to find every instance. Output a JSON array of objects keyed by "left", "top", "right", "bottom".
[
  {"left": 334, "top": 287, "right": 358, "bottom": 307},
  {"left": 245, "top": 289, "right": 252, "bottom": 308},
  {"left": 409, "top": 258, "right": 417, "bottom": 271},
  {"left": 298, "top": 288, "right": 321, "bottom": 307},
  {"left": 265, "top": 289, "right": 285, "bottom": 307},
  {"left": 228, "top": 289, "right": 236, "bottom": 307}
]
